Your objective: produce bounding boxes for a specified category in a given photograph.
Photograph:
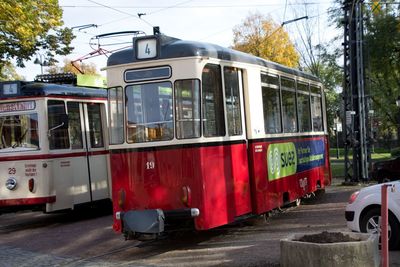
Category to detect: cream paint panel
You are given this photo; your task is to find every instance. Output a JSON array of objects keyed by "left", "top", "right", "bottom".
[
  {"left": 46, "top": 158, "right": 73, "bottom": 211},
  {"left": 46, "top": 156, "right": 92, "bottom": 212},
  {"left": 244, "top": 68, "right": 265, "bottom": 139},
  {"left": 89, "top": 154, "right": 109, "bottom": 201},
  {"left": 0, "top": 160, "right": 51, "bottom": 201},
  {"left": 106, "top": 57, "right": 203, "bottom": 88},
  {"left": 70, "top": 157, "right": 91, "bottom": 204}
]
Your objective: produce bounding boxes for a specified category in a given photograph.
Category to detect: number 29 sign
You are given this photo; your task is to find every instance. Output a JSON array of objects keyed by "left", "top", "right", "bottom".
[{"left": 136, "top": 38, "right": 158, "bottom": 59}]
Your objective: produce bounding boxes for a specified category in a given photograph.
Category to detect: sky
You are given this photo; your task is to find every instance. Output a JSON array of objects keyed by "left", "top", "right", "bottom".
[{"left": 16, "top": 0, "right": 338, "bottom": 80}]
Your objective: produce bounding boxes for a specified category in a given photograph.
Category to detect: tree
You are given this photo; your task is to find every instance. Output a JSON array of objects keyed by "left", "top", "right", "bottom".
[
  {"left": 0, "top": 0, "right": 74, "bottom": 70},
  {"left": 363, "top": 2, "right": 400, "bottom": 142},
  {"left": 289, "top": 1, "right": 342, "bottom": 134},
  {"left": 47, "top": 59, "right": 99, "bottom": 75},
  {"left": 328, "top": 0, "right": 400, "bottom": 145},
  {"left": 0, "top": 62, "right": 23, "bottom": 81},
  {"left": 232, "top": 12, "right": 300, "bottom": 68}
]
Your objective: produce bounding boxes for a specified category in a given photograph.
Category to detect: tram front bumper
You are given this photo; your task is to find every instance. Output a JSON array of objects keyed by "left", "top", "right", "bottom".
[{"left": 116, "top": 208, "right": 200, "bottom": 238}]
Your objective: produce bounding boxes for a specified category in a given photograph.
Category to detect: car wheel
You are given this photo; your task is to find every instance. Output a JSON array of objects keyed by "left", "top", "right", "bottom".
[{"left": 360, "top": 207, "right": 400, "bottom": 250}]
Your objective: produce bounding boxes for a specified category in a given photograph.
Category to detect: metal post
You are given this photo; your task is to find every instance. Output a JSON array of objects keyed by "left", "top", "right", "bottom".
[
  {"left": 342, "top": 0, "right": 370, "bottom": 183},
  {"left": 336, "top": 130, "right": 340, "bottom": 159},
  {"left": 381, "top": 184, "right": 389, "bottom": 267}
]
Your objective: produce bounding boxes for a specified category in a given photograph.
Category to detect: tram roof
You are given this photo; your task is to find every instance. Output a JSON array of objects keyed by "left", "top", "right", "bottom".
[
  {"left": 0, "top": 81, "right": 107, "bottom": 100},
  {"left": 107, "top": 35, "right": 320, "bottom": 83}
]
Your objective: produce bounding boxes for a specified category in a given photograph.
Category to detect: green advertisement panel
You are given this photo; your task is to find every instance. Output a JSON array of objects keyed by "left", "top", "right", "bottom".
[
  {"left": 267, "top": 142, "right": 297, "bottom": 181},
  {"left": 266, "top": 139, "right": 326, "bottom": 181}
]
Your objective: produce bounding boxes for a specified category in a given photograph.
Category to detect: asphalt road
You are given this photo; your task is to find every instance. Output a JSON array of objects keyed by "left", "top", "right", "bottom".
[{"left": 1, "top": 182, "right": 399, "bottom": 267}]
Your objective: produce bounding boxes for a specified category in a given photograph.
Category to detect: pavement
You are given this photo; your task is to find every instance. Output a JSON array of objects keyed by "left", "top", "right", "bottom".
[{"left": 0, "top": 180, "right": 399, "bottom": 266}]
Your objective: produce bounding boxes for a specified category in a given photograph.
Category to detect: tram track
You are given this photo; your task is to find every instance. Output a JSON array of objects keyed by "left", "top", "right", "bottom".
[
  {"left": 59, "top": 240, "right": 150, "bottom": 266},
  {"left": 0, "top": 213, "right": 66, "bottom": 233}
]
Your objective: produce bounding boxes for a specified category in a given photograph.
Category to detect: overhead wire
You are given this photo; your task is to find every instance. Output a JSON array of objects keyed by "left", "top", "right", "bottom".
[
  {"left": 86, "top": 0, "right": 153, "bottom": 27},
  {"left": 61, "top": 2, "right": 334, "bottom": 9}
]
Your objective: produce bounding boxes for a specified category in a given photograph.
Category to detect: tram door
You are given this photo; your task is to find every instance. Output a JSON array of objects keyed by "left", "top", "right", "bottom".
[
  {"left": 82, "top": 103, "right": 109, "bottom": 201},
  {"left": 47, "top": 101, "right": 108, "bottom": 211}
]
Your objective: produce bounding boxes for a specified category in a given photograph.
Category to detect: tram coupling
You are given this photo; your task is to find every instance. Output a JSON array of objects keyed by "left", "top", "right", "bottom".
[{"left": 116, "top": 208, "right": 200, "bottom": 240}]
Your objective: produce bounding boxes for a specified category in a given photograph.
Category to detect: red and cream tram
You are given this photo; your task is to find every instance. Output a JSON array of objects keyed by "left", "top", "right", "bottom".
[
  {"left": 0, "top": 74, "right": 110, "bottom": 213},
  {"left": 106, "top": 31, "right": 331, "bottom": 239}
]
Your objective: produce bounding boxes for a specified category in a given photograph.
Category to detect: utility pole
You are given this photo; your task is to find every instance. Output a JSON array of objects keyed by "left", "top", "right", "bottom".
[{"left": 342, "top": 0, "right": 370, "bottom": 183}]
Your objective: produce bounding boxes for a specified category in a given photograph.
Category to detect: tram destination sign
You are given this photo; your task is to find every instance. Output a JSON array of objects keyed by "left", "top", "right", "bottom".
[{"left": 0, "top": 101, "right": 35, "bottom": 113}]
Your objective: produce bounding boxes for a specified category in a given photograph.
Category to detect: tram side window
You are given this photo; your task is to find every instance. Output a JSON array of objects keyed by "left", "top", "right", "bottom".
[
  {"left": 87, "top": 103, "right": 104, "bottom": 148},
  {"left": 202, "top": 64, "right": 225, "bottom": 137},
  {"left": 108, "top": 87, "right": 124, "bottom": 144},
  {"left": 126, "top": 82, "right": 173, "bottom": 143},
  {"left": 311, "top": 85, "right": 323, "bottom": 131},
  {"left": 224, "top": 67, "right": 242, "bottom": 136},
  {"left": 261, "top": 74, "right": 282, "bottom": 134},
  {"left": 48, "top": 100, "right": 70, "bottom": 150},
  {"left": 0, "top": 114, "right": 39, "bottom": 150},
  {"left": 67, "top": 102, "right": 83, "bottom": 149},
  {"left": 297, "top": 82, "right": 311, "bottom": 132},
  {"left": 175, "top": 80, "right": 201, "bottom": 139},
  {"left": 281, "top": 78, "right": 297, "bottom": 133}
]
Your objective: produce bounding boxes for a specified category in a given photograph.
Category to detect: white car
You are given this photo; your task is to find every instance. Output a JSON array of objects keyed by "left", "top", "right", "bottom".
[{"left": 345, "top": 181, "right": 400, "bottom": 250}]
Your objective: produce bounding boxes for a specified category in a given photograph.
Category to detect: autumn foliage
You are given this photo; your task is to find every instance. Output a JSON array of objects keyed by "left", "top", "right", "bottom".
[
  {"left": 232, "top": 12, "right": 299, "bottom": 68},
  {"left": 0, "top": 0, "right": 74, "bottom": 68}
]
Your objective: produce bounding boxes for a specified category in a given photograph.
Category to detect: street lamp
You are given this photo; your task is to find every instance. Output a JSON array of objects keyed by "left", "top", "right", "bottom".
[{"left": 33, "top": 54, "right": 49, "bottom": 74}]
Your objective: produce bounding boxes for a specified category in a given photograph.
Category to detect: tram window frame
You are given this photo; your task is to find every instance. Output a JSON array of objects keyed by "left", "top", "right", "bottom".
[
  {"left": 87, "top": 103, "right": 105, "bottom": 148},
  {"left": 297, "top": 82, "right": 312, "bottom": 132},
  {"left": 125, "top": 81, "right": 174, "bottom": 143},
  {"left": 261, "top": 73, "right": 282, "bottom": 134},
  {"left": 310, "top": 85, "right": 323, "bottom": 132},
  {"left": 108, "top": 87, "right": 124, "bottom": 144},
  {"left": 224, "top": 67, "right": 243, "bottom": 136},
  {"left": 174, "top": 79, "right": 201, "bottom": 139},
  {"left": 67, "top": 102, "right": 84, "bottom": 149},
  {"left": 48, "top": 100, "right": 70, "bottom": 150},
  {"left": 202, "top": 64, "right": 226, "bottom": 137},
  {"left": 281, "top": 77, "right": 298, "bottom": 133}
]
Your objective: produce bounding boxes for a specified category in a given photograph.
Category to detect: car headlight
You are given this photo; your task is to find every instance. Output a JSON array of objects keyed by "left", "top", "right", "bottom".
[{"left": 348, "top": 190, "right": 360, "bottom": 204}]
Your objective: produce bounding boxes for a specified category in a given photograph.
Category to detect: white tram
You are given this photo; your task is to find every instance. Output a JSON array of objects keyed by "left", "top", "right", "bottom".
[{"left": 0, "top": 74, "right": 110, "bottom": 213}]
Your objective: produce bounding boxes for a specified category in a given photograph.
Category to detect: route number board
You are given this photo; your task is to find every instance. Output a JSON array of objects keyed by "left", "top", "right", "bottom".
[{"left": 136, "top": 38, "right": 157, "bottom": 59}]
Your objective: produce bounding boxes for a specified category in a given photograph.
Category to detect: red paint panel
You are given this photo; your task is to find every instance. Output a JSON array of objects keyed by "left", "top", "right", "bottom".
[
  {"left": 0, "top": 196, "right": 56, "bottom": 206},
  {"left": 111, "top": 142, "right": 252, "bottom": 231}
]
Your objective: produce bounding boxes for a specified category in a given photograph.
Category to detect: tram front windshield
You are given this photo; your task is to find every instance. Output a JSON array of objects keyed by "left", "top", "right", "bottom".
[{"left": 0, "top": 114, "right": 39, "bottom": 151}]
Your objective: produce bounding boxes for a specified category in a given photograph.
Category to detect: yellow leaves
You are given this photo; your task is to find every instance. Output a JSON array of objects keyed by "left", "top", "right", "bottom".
[
  {"left": 232, "top": 12, "right": 299, "bottom": 68},
  {"left": 371, "top": 0, "right": 381, "bottom": 16},
  {"left": 0, "top": 0, "right": 73, "bottom": 69},
  {"left": 1, "top": 0, "right": 65, "bottom": 54}
]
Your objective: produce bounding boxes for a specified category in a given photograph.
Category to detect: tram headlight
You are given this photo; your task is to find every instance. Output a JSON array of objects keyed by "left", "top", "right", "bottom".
[{"left": 5, "top": 178, "right": 17, "bottom": 190}]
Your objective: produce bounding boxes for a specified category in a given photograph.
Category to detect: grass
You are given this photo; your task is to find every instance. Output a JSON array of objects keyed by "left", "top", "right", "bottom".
[
  {"left": 330, "top": 161, "right": 345, "bottom": 178},
  {"left": 329, "top": 152, "right": 392, "bottom": 178}
]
